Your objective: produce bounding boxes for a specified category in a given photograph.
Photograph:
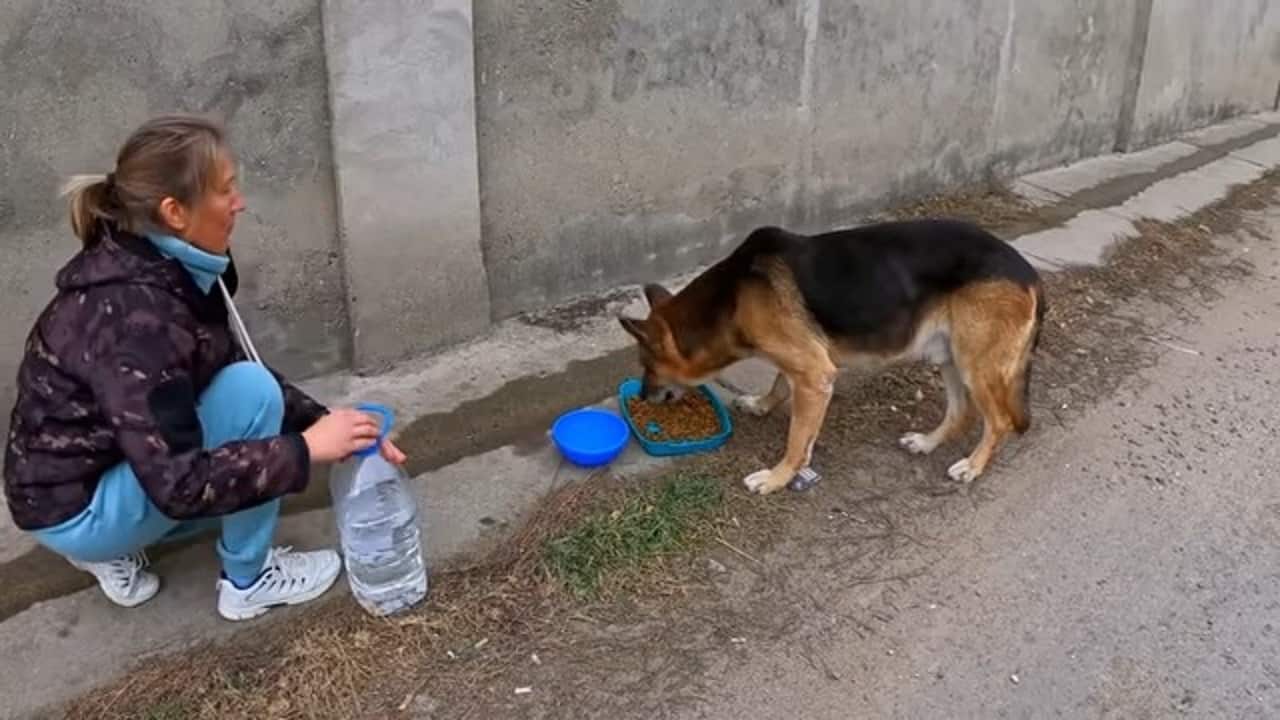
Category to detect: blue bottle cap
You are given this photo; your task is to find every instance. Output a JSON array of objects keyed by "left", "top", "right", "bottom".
[{"left": 353, "top": 402, "right": 394, "bottom": 458}]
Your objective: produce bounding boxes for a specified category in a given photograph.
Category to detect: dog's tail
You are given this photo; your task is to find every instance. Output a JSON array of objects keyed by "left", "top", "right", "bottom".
[{"left": 1009, "top": 283, "right": 1046, "bottom": 434}]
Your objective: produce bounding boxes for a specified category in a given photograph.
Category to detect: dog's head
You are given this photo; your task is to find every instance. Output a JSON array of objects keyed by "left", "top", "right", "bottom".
[{"left": 617, "top": 283, "right": 699, "bottom": 403}]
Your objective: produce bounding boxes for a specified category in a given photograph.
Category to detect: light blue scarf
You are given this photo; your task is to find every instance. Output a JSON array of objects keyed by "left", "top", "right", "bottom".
[{"left": 146, "top": 233, "right": 229, "bottom": 294}]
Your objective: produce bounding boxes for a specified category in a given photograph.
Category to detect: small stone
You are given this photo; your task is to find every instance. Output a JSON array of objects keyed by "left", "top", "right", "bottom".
[
  {"left": 707, "top": 559, "right": 728, "bottom": 574},
  {"left": 1010, "top": 674, "right": 1020, "bottom": 685},
  {"left": 515, "top": 687, "right": 533, "bottom": 696}
]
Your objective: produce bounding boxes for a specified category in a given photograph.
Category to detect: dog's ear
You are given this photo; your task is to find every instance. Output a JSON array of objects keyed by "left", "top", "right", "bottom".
[
  {"left": 618, "top": 315, "right": 650, "bottom": 345},
  {"left": 643, "top": 283, "right": 673, "bottom": 307}
]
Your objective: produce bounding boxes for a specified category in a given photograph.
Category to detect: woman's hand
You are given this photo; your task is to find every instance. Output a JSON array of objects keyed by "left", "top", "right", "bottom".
[{"left": 301, "top": 409, "right": 382, "bottom": 463}]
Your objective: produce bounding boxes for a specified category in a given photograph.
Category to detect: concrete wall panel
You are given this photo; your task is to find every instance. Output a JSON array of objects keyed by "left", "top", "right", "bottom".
[
  {"left": 1131, "top": 0, "right": 1280, "bottom": 147},
  {"left": 323, "top": 0, "right": 491, "bottom": 369},
  {"left": 0, "top": 0, "right": 347, "bottom": 441}
]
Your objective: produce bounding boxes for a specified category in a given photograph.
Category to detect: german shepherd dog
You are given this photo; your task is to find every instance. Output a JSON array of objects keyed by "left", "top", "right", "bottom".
[{"left": 619, "top": 219, "right": 1045, "bottom": 495}]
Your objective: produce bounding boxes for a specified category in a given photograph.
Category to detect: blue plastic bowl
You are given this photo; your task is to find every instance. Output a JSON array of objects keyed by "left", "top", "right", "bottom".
[
  {"left": 617, "top": 378, "right": 734, "bottom": 457},
  {"left": 551, "top": 407, "right": 630, "bottom": 467}
]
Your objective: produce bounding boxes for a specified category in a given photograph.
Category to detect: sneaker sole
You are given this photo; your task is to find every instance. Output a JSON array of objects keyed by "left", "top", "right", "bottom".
[{"left": 216, "top": 567, "right": 342, "bottom": 622}]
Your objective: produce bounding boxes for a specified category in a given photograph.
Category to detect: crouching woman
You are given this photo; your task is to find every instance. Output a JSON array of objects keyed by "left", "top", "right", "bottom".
[{"left": 3, "top": 114, "right": 406, "bottom": 621}]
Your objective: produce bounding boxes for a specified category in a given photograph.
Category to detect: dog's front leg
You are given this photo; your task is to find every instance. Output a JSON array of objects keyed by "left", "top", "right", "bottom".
[{"left": 743, "top": 366, "right": 835, "bottom": 495}]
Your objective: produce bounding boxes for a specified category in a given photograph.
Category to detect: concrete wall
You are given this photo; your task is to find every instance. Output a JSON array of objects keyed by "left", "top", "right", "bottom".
[
  {"left": 2, "top": 0, "right": 1279, "bottom": 435},
  {"left": 0, "top": 0, "right": 348, "bottom": 440},
  {"left": 1129, "top": 0, "right": 1280, "bottom": 148},
  {"left": 474, "top": 0, "right": 1277, "bottom": 318}
]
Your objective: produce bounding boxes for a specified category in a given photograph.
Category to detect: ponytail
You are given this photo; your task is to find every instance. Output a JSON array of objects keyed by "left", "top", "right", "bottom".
[
  {"left": 60, "top": 174, "right": 117, "bottom": 248},
  {"left": 59, "top": 114, "right": 229, "bottom": 250}
]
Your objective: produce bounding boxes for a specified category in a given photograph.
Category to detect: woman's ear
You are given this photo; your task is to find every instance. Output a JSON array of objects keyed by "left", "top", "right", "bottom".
[{"left": 157, "top": 196, "right": 188, "bottom": 235}]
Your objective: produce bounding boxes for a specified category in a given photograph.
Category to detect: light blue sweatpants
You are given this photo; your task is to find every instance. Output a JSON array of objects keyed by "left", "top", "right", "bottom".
[{"left": 32, "top": 362, "right": 286, "bottom": 587}]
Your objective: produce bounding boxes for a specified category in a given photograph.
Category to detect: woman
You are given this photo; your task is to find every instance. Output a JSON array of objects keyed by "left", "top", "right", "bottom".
[{"left": 2, "top": 114, "right": 406, "bottom": 621}]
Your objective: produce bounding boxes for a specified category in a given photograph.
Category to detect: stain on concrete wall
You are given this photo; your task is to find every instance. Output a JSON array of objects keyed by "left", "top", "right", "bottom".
[
  {"left": 802, "top": 0, "right": 1008, "bottom": 225},
  {"left": 989, "top": 0, "right": 1143, "bottom": 174},
  {"left": 474, "top": 0, "right": 812, "bottom": 318},
  {"left": 0, "top": 0, "right": 348, "bottom": 441},
  {"left": 1131, "top": 0, "right": 1280, "bottom": 147}
]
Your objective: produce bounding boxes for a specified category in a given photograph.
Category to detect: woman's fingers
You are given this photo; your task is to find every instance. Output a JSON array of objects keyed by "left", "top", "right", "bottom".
[{"left": 381, "top": 440, "right": 407, "bottom": 465}]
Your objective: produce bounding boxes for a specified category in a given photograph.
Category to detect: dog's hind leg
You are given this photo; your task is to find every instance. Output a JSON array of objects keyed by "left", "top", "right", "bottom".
[
  {"left": 733, "top": 371, "right": 791, "bottom": 417},
  {"left": 899, "top": 360, "right": 973, "bottom": 455},
  {"left": 945, "top": 281, "right": 1039, "bottom": 483}
]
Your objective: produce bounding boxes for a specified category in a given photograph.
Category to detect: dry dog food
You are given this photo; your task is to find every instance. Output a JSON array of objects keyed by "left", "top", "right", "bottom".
[{"left": 627, "top": 392, "right": 720, "bottom": 441}]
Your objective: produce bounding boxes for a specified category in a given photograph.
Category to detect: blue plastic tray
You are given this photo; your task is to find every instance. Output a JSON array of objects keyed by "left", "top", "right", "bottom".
[{"left": 617, "top": 378, "right": 733, "bottom": 457}]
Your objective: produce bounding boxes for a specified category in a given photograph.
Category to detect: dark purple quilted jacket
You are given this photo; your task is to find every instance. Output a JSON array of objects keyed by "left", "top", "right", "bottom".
[{"left": 4, "top": 224, "right": 327, "bottom": 531}]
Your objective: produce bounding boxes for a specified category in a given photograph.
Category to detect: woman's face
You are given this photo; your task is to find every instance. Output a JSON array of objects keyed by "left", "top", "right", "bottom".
[{"left": 159, "top": 150, "right": 245, "bottom": 255}]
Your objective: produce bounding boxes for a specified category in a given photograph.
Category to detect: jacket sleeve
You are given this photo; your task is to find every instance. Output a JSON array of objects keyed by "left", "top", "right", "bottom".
[{"left": 84, "top": 292, "right": 312, "bottom": 520}]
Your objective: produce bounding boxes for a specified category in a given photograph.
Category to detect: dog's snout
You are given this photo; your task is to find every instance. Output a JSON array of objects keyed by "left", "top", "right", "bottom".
[{"left": 642, "top": 384, "right": 686, "bottom": 404}]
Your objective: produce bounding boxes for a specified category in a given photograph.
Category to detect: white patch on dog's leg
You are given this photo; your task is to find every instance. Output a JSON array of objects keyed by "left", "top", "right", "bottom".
[
  {"left": 899, "top": 432, "right": 939, "bottom": 455},
  {"left": 743, "top": 468, "right": 776, "bottom": 494},
  {"left": 733, "top": 394, "right": 771, "bottom": 417},
  {"left": 947, "top": 457, "right": 980, "bottom": 483}
]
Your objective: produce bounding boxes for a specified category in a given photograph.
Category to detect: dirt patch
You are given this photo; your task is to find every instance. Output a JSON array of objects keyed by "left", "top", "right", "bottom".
[
  {"left": 61, "top": 172, "right": 1278, "bottom": 720},
  {"left": 518, "top": 289, "right": 637, "bottom": 334}
]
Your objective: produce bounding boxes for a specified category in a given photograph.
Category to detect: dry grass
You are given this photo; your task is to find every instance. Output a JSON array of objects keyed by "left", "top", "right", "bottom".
[
  {"left": 62, "top": 170, "right": 1279, "bottom": 720},
  {"left": 62, "top": 478, "right": 596, "bottom": 720},
  {"left": 890, "top": 181, "right": 1037, "bottom": 226}
]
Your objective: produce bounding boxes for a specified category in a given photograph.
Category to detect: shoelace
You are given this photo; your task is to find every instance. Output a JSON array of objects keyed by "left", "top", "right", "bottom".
[
  {"left": 108, "top": 551, "right": 149, "bottom": 590},
  {"left": 259, "top": 546, "right": 305, "bottom": 590}
]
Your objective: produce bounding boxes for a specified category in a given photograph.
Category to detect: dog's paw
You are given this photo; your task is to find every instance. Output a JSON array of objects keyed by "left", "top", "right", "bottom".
[
  {"left": 733, "top": 394, "right": 771, "bottom": 417},
  {"left": 947, "top": 457, "right": 981, "bottom": 483},
  {"left": 898, "top": 432, "right": 937, "bottom": 455},
  {"left": 742, "top": 468, "right": 786, "bottom": 495}
]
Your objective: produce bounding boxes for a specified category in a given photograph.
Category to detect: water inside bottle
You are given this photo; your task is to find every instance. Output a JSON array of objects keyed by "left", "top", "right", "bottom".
[
  {"left": 331, "top": 411, "right": 429, "bottom": 617},
  {"left": 341, "top": 476, "right": 428, "bottom": 615}
]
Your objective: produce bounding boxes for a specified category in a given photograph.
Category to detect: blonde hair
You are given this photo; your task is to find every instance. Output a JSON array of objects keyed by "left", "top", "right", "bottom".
[{"left": 61, "top": 114, "right": 231, "bottom": 247}]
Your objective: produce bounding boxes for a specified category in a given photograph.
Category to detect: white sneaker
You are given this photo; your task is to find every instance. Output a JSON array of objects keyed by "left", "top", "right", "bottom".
[
  {"left": 215, "top": 546, "right": 342, "bottom": 621},
  {"left": 69, "top": 551, "right": 161, "bottom": 608}
]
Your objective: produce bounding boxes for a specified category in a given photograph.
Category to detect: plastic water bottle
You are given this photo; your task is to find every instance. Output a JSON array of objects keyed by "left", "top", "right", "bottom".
[{"left": 329, "top": 403, "right": 428, "bottom": 616}]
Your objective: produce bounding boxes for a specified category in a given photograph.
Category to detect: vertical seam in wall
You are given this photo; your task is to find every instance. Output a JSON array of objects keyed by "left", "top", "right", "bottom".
[
  {"left": 315, "top": 0, "right": 358, "bottom": 371},
  {"left": 469, "top": 2, "right": 503, "bottom": 326},
  {"left": 986, "top": 0, "right": 1017, "bottom": 167},
  {"left": 1273, "top": 78, "right": 1280, "bottom": 111},
  {"left": 789, "top": 0, "right": 821, "bottom": 229},
  {"left": 1114, "top": 0, "right": 1155, "bottom": 152}
]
